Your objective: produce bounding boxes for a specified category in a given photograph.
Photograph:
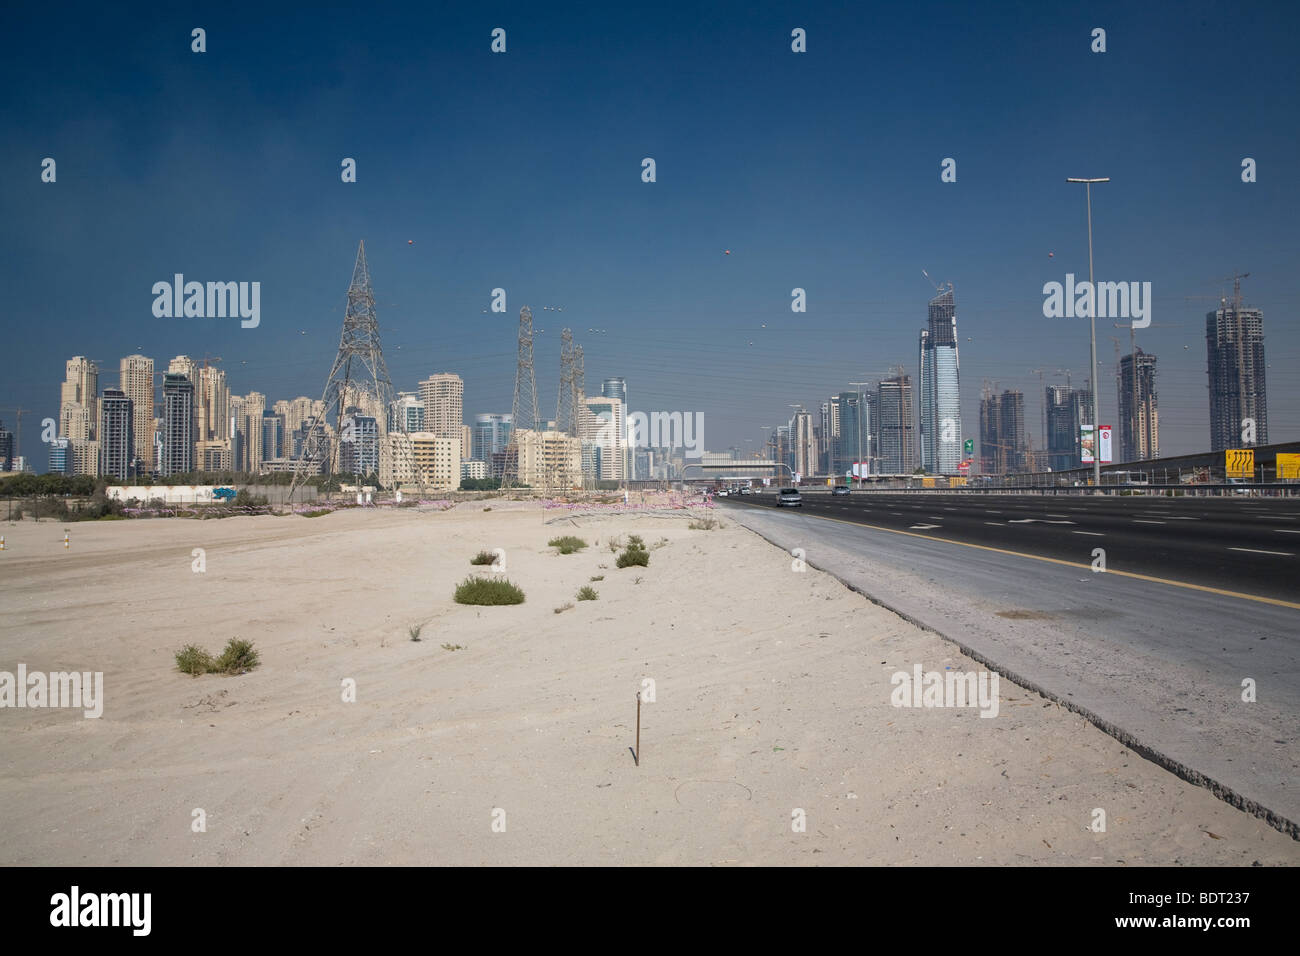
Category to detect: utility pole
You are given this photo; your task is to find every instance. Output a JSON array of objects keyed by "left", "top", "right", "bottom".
[{"left": 1067, "top": 177, "right": 1109, "bottom": 489}]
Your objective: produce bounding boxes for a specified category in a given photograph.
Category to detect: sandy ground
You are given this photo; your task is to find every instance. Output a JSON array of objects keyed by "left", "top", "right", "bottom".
[{"left": 0, "top": 501, "right": 1296, "bottom": 865}]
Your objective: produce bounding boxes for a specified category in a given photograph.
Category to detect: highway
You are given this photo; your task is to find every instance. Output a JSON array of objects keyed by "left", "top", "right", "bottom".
[
  {"left": 725, "top": 490, "right": 1300, "bottom": 603},
  {"left": 720, "top": 491, "right": 1300, "bottom": 835}
]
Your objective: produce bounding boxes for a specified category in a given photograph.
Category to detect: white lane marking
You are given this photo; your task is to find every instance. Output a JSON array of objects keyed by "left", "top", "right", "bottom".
[
  {"left": 984, "top": 510, "right": 1002, "bottom": 514},
  {"left": 1072, "top": 531, "right": 1105, "bottom": 537},
  {"left": 1133, "top": 520, "right": 1166, "bottom": 525},
  {"left": 984, "top": 521, "right": 1005, "bottom": 526},
  {"left": 1045, "top": 514, "right": 1071, "bottom": 518},
  {"left": 910, "top": 523, "right": 941, "bottom": 530},
  {"left": 1229, "top": 547, "right": 1293, "bottom": 556},
  {"left": 1008, "top": 518, "right": 1076, "bottom": 524},
  {"left": 927, "top": 516, "right": 945, "bottom": 520},
  {"left": 1275, "top": 529, "right": 1300, "bottom": 534}
]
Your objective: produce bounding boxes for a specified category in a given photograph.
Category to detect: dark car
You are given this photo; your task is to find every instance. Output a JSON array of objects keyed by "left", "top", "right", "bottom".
[
  {"left": 776, "top": 488, "right": 802, "bottom": 507},
  {"left": 831, "top": 485, "right": 850, "bottom": 496}
]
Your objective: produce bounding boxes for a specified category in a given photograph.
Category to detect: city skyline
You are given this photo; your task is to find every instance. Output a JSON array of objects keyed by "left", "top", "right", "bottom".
[{"left": 4, "top": 4, "right": 1298, "bottom": 473}]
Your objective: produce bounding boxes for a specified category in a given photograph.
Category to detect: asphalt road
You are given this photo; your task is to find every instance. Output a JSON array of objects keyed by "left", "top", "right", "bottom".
[
  {"left": 724, "top": 491, "right": 1300, "bottom": 603},
  {"left": 720, "top": 493, "right": 1300, "bottom": 835}
]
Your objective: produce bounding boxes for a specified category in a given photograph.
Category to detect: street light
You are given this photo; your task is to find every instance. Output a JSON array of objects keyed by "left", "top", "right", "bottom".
[{"left": 1066, "top": 176, "right": 1109, "bottom": 492}]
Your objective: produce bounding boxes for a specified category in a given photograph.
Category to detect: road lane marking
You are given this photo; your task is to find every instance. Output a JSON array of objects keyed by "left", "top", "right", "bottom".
[
  {"left": 984, "top": 521, "right": 1004, "bottom": 526},
  {"left": 1275, "top": 529, "right": 1300, "bottom": 534},
  {"left": 910, "top": 524, "right": 941, "bottom": 530},
  {"left": 1071, "top": 531, "right": 1105, "bottom": 536},
  {"left": 746, "top": 505, "right": 1300, "bottom": 610},
  {"left": 1229, "top": 547, "right": 1293, "bottom": 556},
  {"left": 1133, "top": 520, "right": 1166, "bottom": 524}
]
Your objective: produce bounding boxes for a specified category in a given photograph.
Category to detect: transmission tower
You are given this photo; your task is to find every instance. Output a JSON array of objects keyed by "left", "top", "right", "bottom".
[
  {"left": 501, "top": 306, "right": 540, "bottom": 489},
  {"left": 556, "top": 329, "right": 575, "bottom": 435},
  {"left": 290, "top": 241, "right": 422, "bottom": 501}
]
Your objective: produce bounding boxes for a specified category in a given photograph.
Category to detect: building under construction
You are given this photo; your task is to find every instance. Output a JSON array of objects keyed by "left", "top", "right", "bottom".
[
  {"left": 1117, "top": 349, "right": 1158, "bottom": 462},
  {"left": 1206, "top": 287, "right": 1267, "bottom": 452}
]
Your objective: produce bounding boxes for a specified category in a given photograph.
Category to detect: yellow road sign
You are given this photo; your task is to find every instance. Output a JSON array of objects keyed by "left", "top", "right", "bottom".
[
  {"left": 1277, "top": 453, "right": 1300, "bottom": 480},
  {"left": 1226, "top": 448, "right": 1255, "bottom": 479}
]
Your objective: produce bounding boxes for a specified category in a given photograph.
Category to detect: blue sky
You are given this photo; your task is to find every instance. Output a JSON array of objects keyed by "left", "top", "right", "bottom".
[{"left": 3, "top": 0, "right": 1298, "bottom": 470}]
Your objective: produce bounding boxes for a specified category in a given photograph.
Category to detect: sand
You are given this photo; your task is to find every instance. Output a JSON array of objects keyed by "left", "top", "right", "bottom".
[{"left": 0, "top": 501, "right": 1296, "bottom": 865}]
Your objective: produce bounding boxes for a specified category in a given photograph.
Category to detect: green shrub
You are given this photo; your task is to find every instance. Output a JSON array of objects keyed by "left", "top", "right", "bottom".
[
  {"left": 469, "top": 550, "right": 496, "bottom": 565},
  {"left": 589, "top": 575, "right": 604, "bottom": 582},
  {"left": 454, "top": 576, "right": 525, "bottom": 605},
  {"left": 176, "top": 644, "right": 215, "bottom": 676},
  {"left": 215, "top": 638, "right": 260, "bottom": 674},
  {"left": 408, "top": 624, "right": 423, "bottom": 642},
  {"left": 547, "top": 535, "right": 587, "bottom": 555},
  {"left": 441, "top": 643, "right": 464, "bottom": 651},
  {"left": 688, "top": 518, "right": 719, "bottom": 530},
  {"left": 576, "top": 585, "right": 598, "bottom": 601},
  {"left": 554, "top": 602, "right": 574, "bottom": 614},
  {"left": 616, "top": 547, "right": 649, "bottom": 568}
]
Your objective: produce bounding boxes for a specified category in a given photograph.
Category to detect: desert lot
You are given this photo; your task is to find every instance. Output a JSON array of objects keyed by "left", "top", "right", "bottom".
[{"left": 1, "top": 501, "right": 1296, "bottom": 865}]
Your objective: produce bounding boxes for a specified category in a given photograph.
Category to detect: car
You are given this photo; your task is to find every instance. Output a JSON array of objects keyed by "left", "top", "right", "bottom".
[
  {"left": 776, "top": 488, "right": 802, "bottom": 507},
  {"left": 831, "top": 485, "right": 850, "bottom": 496},
  {"left": 716, "top": 489, "right": 728, "bottom": 497},
  {"left": 739, "top": 487, "right": 753, "bottom": 496}
]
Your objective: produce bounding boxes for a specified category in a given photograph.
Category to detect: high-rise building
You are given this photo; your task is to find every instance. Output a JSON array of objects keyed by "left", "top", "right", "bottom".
[
  {"left": 119, "top": 355, "right": 154, "bottom": 473},
  {"left": 262, "top": 412, "right": 284, "bottom": 462},
  {"left": 1118, "top": 349, "right": 1158, "bottom": 462},
  {"left": 0, "top": 420, "right": 13, "bottom": 471},
  {"left": 1206, "top": 300, "right": 1267, "bottom": 451},
  {"left": 48, "top": 437, "right": 71, "bottom": 475},
  {"left": 99, "top": 388, "right": 134, "bottom": 480},
  {"left": 419, "top": 373, "right": 464, "bottom": 441},
  {"left": 1045, "top": 384, "right": 1075, "bottom": 472},
  {"left": 789, "top": 407, "right": 817, "bottom": 479},
  {"left": 60, "top": 357, "right": 99, "bottom": 447},
  {"left": 980, "top": 387, "right": 1028, "bottom": 474},
  {"left": 918, "top": 287, "right": 962, "bottom": 474},
  {"left": 600, "top": 377, "right": 627, "bottom": 406},
  {"left": 160, "top": 373, "right": 196, "bottom": 476},
  {"left": 389, "top": 393, "right": 424, "bottom": 434},
  {"left": 579, "top": 395, "right": 626, "bottom": 481},
  {"left": 472, "top": 413, "right": 513, "bottom": 463},
  {"left": 877, "top": 375, "right": 915, "bottom": 474},
  {"left": 338, "top": 409, "right": 379, "bottom": 477},
  {"left": 511, "top": 427, "right": 581, "bottom": 491},
  {"left": 230, "top": 392, "right": 266, "bottom": 472}
]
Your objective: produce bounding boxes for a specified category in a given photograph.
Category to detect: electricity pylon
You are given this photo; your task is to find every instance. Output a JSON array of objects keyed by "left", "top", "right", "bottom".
[
  {"left": 290, "top": 241, "right": 421, "bottom": 501},
  {"left": 501, "top": 306, "right": 540, "bottom": 490}
]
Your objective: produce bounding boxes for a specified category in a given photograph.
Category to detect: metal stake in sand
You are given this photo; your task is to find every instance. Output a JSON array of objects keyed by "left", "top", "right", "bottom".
[
  {"left": 635, "top": 692, "right": 641, "bottom": 766},
  {"left": 63, "top": 530, "right": 69, "bottom": 549}
]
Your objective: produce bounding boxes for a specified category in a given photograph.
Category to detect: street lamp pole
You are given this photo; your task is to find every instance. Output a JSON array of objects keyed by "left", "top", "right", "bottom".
[{"left": 1067, "top": 177, "right": 1109, "bottom": 492}]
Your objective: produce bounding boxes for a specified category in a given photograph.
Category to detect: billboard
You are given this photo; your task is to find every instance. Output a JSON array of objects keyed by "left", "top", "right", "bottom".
[
  {"left": 1080, "top": 425, "right": 1095, "bottom": 464},
  {"left": 1098, "top": 425, "right": 1113, "bottom": 464},
  {"left": 1277, "top": 453, "right": 1300, "bottom": 480}
]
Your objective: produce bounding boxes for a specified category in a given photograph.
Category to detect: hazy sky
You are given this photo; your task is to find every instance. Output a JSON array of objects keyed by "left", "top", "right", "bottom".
[{"left": 3, "top": 0, "right": 1297, "bottom": 471}]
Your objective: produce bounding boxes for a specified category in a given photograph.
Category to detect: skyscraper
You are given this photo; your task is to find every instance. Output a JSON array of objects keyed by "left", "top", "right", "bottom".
[
  {"left": 99, "top": 388, "right": 134, "bottom": 481},
  {"left": 1045, "top": 384, "right": 1075, "bottom": 472},
  {"left": 789, "top": 407, "right": 817, "bottom": 479},
  {"left": 1118, "top": 349, "right": 1158, "bottom": 462},
  {"left": 418, "top": 373, "right": 464, "bottom": 442},
  {"left": 579, "top": 395, "right": 625, "bottom": 481},
  {"left": 161, "top": 373, "right": 196, "bottom": 476},
  {"left": 1206, "top": 298, "right": 1267, "bottom": 451},
  {"left": 119, "top": 355, "right": 154, "bottom": 473},
  {"left": 979, "top": 387, "right": 1028, "bottom": 474},
  {"left": 60, "top": 357, "right": 99, "bottom": 444},
  {"left": 600, "top": 377, "right": 627, "bottom": 406},
  {"left": 877, "top": 375, "right": 915, "bottom": 474},
  {"left": 471, "top": 413, "right": 512, "bottom": 464},
  {"left": 918, "top": 286, "right": 962, "bottom": 474}
]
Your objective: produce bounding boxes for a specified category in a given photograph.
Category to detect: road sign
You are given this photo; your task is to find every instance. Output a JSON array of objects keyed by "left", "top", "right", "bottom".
[
  {"left": 1098, "top": 425, "right": 1113, "bottom": 464},
  {"left": 1277, "top": 453, "right": 1300, "bottom": 480},
  {"left": 957, "top": 459, "right": 970, "bottom": 474},
  {"left": 1226, "top": 448, "right": 1255, "bottom": 479},
  {"left": 964, "top": 438, "right": 974, "bottom": 456}
]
